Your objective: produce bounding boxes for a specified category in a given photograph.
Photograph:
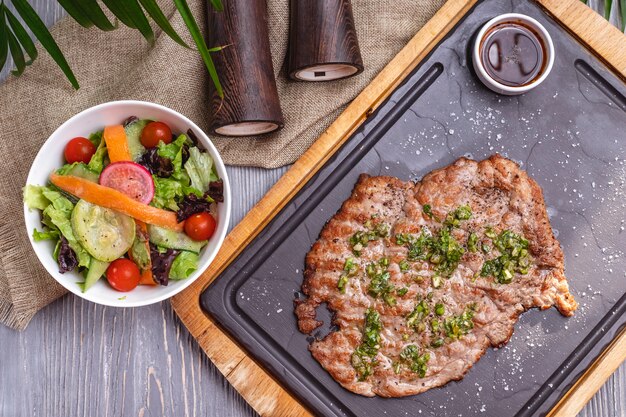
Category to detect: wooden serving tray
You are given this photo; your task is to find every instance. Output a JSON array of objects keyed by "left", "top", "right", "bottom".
[{"left": 171, "top": 1, "right": 626, "bottom": 415}]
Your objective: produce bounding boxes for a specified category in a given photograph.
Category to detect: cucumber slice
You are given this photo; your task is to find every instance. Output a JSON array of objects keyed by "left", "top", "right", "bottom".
[
  {"left": 59, "top": 162, "right": 100, "bottom": 182},
  {"left": 125, "top": 119, "right": 150, "bottom": 161},
  {"left": 148, "top": 224, "right": 206, "bottom": 254},
  {"left": 83, "top": 258, "right": 110, "bottom": 292},
  {"left": 71, "top": 199, "right": 135, "bottom": 262},
  {"left": 68, "top": 164, "right": 99, "bottom": 182}
]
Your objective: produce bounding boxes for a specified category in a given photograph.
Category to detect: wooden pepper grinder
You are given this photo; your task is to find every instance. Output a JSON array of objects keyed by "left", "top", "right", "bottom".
[
  {"left": 288, "top": 0, "right": 364, "bottom": 81},
  {"left": 207, "top": 0, "right": 284, "bottom": 136}
]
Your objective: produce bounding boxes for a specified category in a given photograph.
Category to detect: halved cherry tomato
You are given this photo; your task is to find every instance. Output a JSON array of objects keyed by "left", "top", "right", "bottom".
[
  {"left": 140, "top": 121, "right": 172, "bottom": 148},
  {"left": 64, "top": 137, "right": 96, "bottom": 164},
  {"left": 184, "top": 212, "right": 216, "bottom": 241},
  {"left": 106, "top": 259, "right": 140, "bottom": 292},
  {"left": 100, "top": 161, "right": 155, "bottom": 204}
]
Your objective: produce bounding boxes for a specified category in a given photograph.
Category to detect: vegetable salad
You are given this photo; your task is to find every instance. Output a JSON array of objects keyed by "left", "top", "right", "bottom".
[{"left": 24, "top": 117, "right": 223, "bottom": 293}]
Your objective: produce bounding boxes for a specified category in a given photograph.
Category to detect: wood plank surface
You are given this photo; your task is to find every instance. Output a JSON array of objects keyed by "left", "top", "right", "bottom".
[{"left": 0, "top": 1, "right": 624, "bottom": 417}]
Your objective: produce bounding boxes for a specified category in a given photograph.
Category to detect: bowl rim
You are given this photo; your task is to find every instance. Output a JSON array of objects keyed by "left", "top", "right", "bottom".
[
  {"left": 472, "top": 13, "right": 555, "bottom": 94},
  {"left": 23, "top": 100, "right": 231, "bottom": 307}
]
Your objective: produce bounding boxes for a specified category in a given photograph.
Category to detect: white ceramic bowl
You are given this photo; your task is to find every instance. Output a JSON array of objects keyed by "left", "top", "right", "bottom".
[
  {"left": 472, "top": 13, "right": 555, "bottom": 95},
  {"left": 23, "top": 100, "right": 231, "bottom": 307}
]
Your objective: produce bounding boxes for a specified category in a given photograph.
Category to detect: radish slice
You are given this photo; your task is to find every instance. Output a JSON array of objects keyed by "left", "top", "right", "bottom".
[{"left": 100, "top": 162, "right": 155, "bottom": 204}]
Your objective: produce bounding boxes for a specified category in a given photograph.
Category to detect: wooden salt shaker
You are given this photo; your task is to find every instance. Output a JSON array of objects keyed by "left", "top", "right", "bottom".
[
  {"left": 288, "top": 0, "right": 364, "bottom": 81},
  {"left": 208, "top": 0, "right": 284, "bottom": 136}
]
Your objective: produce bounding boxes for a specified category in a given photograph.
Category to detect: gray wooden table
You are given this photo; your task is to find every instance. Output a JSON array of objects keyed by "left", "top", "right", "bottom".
[{"left": 0, "top": 2, "right": 624, "bottom": 416}]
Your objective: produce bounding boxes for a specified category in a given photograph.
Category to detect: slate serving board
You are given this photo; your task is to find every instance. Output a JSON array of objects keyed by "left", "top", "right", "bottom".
[{"left": 201, "top": 0, "right": 626, "bottom": 416}]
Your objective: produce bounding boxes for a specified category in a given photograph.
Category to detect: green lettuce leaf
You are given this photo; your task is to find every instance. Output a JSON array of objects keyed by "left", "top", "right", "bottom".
[
  {"left": 169, "top": 250, "right": 199, "bottom": 280},
  {"left": 56, "top": 163, "right": 76, "bottom": 175},
  {"left": 184, "top": 147, "right": 218, "bottom": 193},
  {"left": 23, "top": 184, "right": 50, "bottom": 211},
  {"left": 41, "top": 193, "right": 91, "bottom": 268},
  {"left": 33, "top": 228, "right": 60, "bottom": 241},
  {"left": 152, "top": 176, "right": 184, "bottom": 211},
  {"left": 24, "top": 185, "right": 82, "bottom": 264},
  {"left": 42, "top": 188, "right": 74, "bottom": 214},
  {"left": 53, "top": 239, "right": 61, "bottom": 260},
  {"left": 87, "top": 133, "right": 108, "bottom": 174},
  {"left": 88, "top": 130, "right": 103, "bottom": 148},
  {"left": 157, "top": 134, "right": 188, "bottom": 160},
  {"left": 150, "top": 134, "right": 203, "bottom": 211},
  {"left": 158, "top": 134, "right": 194, "bottom": 182}
]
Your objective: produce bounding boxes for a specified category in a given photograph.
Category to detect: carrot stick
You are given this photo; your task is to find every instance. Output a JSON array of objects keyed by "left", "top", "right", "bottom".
[
  {"left": 139, "top": 269, "right": 157, "bottom": 285},
  {"left": 50, "top": 173, "right": 184, "bottom": 232},
  {"left": 104, "top": 125, "right": 132, "bottom": 163}
]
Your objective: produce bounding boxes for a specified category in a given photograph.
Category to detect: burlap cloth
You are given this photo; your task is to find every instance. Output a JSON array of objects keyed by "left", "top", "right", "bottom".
[{"left": 0, "top": 0, "right": 444, "bottom": 330}]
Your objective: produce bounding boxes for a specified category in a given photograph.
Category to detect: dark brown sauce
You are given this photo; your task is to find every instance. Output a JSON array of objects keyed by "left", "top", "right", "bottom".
[{"left": 480, "top": 21, "right": 546, "bottom": 87}]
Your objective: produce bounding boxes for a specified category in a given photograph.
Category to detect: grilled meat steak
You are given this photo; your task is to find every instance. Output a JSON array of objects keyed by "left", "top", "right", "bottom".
[{"left": 295, "top": 155, "right": 577, "bottom": 397}]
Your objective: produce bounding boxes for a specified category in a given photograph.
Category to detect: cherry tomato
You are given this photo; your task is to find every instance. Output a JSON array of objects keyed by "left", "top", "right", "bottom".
[
  {"left": 140, "top": 121, "right": 172, "bottom": 148},
  {"left": 100, "top": 161, "right": 155, "bottom": 204},
  {"left": 184, "top": 212, "right": 216, "bottom": 241},
  {"left": 106, "top": 259, "right": 140, "bottom": 292},
  {"left": 64, "top": 137, "right": 96, "bottom": 164}
]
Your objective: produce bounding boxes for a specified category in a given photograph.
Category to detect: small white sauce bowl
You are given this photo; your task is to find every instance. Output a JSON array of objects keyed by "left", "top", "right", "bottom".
[
  {"left": 472, "top": 13, "right": 555, "bottom": 95},
  {"left": 23, "top": 100, "right": 231, "bottom": 307}
]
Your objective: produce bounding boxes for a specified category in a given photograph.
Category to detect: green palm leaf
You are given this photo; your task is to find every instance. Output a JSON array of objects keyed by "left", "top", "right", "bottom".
[
  {"left": 209, "top": 0, "right": 224, "bottom": 12},
  {"left": 208, "top": 45, "right": 229, "bottom": 53},
  {"left": 0, "top": 7, "right": 8, "bottom": 71},
  {"left": 102, "top": 0, "right": 154, "bottom": 44},
  {"left": 139, "top": 0, "right": 189, "bottom": 48},
  {"left": 11, "top": 0, "right": 79, "bottom": 88},
  {"left": 6, "top": 26, "right": 25, "bottom": 75},
  {"left": 69, "top": 0, "right": 116, "bottom": 31},
  {"left": 605, "top": 0, "right": 613, "bottom": 19},
  {"left": 620, "top": 0, "right": 625, "bottom": 30},
  {"left": 55, "top": 0, "right": 93, "bottom": 28},
  {"left": 0, "top": 0, "right": 227, "bottom": 92},
  {"left": 174, "top": 0, "right": 223, "bottom": 98},
  {"left": 101, "top": 0, "right": 137, "bottom": 29},
  {"left": 4, "top": 6, "right": 37, "bottom": 64}
]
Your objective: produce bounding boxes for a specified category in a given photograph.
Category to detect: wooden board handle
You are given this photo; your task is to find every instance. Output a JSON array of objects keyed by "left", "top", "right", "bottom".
[
  {"left": 536, "top": 0, "right": 626, "bottom": 81},
  {"left": 208, "top": 0, "right": 284, "bottom": 136},
  {"left": 548, "top": 328, "right": 626, "bottom": 417},
  {"left": 287, "top": 0, "right": 364, "bottom": 82}
]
